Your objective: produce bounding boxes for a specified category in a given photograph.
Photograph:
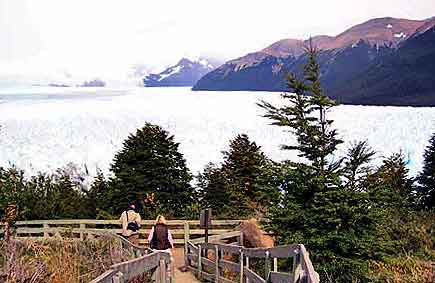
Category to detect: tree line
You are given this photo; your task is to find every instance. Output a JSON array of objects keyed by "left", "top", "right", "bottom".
[{"left": 1, "top": 47, "right": 434, "bottom": 282}]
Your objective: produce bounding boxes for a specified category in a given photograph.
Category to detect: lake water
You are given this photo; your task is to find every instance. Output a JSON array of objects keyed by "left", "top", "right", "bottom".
[{"left": 0, "top": 86, "right": 434, "bottom": 178}]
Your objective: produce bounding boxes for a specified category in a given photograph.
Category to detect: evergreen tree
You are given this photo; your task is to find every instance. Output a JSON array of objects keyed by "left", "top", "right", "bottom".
[
  {"left": 0, "top": 167, "right": 25, "bottom": 220},
  {"left": 198, "top": 134, "right": 280, "bottom": 218},
  {"left": 107, "top": 123, "right": 194, "bottom": 218},
  {"left": 342, "top": 140, "right": 376, "bottom": 191},
  {"left": 86, "top": 169, "right": 109, "bottom": 218},
  {"left": 197, "top": 163, "right": 234, "bottom": 218},
  {"left": 258, "top": 44, "right": 343, "bottom": 178},
  {"left": 260, "top": 46, "right": 378, "bottom": 282},
  {"left": 366, "top": 153, "right": 415, "bottom": 209},
  {"left": 417, "top": 132, "right": 435, "bottom": 209}
]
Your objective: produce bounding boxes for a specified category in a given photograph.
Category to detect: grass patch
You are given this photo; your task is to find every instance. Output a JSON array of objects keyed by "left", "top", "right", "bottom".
[{"left": 0, "top": 236, "right": 136, "bottom": 283}]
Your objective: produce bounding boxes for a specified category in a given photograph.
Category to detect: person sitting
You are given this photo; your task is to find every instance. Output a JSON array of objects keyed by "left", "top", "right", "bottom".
[
  {"left": 119, "top": 203, "right": 141, "bottom": 246},
  {"left": 148, "top": 215, "right": 174, "bottom": 251}
]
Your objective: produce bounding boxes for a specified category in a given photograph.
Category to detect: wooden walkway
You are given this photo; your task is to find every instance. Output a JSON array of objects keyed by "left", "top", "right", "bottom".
[
  {"left": 2, "top": 219, "right": 320, "bottom": 282},
  {"left": 172, "top": 248, "right": 201, "bottom": 283}
]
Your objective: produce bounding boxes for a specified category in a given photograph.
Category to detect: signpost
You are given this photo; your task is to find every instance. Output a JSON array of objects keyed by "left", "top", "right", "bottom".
[
  {"left": 200, "top": 208, "right": 212, "bottom": 257},
  {"left": 200, "top": 208, "right": 212, "bottom": 243}
]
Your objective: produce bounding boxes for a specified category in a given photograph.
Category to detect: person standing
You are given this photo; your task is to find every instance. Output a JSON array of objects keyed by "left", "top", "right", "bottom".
[
  {"left": 120, "top": 203, "right": 142, "bottom": 246},
  {"left": 148, "top": 215, "right": 174, "bottom": 251},
  {"left": 148, "top": 215, "right": 174, "bottom": 280}
]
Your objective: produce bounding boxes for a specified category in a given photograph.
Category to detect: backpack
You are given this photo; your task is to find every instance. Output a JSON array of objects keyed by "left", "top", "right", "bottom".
[{"left": 126, "top": 211, "right": 140, "bottom": 232}]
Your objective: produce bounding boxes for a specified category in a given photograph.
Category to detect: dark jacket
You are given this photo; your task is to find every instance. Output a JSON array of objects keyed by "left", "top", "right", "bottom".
[{"left": 150, "top": 224, "right": 172, "bottom": 250}]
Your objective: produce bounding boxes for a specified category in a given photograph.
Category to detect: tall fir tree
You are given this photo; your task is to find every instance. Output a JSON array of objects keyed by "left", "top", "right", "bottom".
[
  {"left": 258, "top": 43, "right": 343, "bottom": 180},
  {"left": 86, "top": 169, "right": 109, "bottom": 218},
  {"left": 366, "top": 153, "right": 415, "bottom": 209},
  {"left": 198, "top": 134, "right": 280, "bottom": 218},
  {"left": 259, "top": 46, "right": 378, "bottom": 282},
  {"left": 417, "top": 132, "right": 435, "bottom": 209},
  {"left": 107, "top": 123, "right": 195, "bottom": 218}
]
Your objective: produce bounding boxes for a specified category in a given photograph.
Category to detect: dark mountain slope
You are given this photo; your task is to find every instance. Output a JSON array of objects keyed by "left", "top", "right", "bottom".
[
  {"left": 193, "top": 17, "right": 435, "bottom": 106},
  {"left": 330, "top": 27, "right": 435, "bottom": 106}
]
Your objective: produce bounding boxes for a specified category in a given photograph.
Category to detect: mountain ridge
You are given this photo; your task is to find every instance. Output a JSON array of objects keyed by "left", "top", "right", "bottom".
[
  {"left": 143, "top": 58, "right": 218, "bottom": 87},
  {"left": 193, "top": 16, "right": 435, "bottom": 106}
]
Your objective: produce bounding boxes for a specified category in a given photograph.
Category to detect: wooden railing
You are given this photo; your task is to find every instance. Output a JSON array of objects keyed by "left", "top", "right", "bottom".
[
  {"left": 185, "top": 231, "right": 320, "bottom": 283},
  {"left": 90, "top": 250, "right": 172, "bottom": 283},
  {"left": 89, "top": 233, "right": 173, "bottom": 283},
  {"left": 1, "top": 219, "right": 242, "bottom": 246}
]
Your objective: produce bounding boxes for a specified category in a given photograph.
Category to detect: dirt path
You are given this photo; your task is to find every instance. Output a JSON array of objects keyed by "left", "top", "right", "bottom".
[{"left": 172, "top": 248, "right": 200, "bottom": 283}]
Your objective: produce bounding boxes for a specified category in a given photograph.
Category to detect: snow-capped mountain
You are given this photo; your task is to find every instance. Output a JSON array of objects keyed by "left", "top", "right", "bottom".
[
  {"left": 143, "top": 58, "right": 218, "bottom": 87},
  {"left": 193, "top": 17, "right": 435, "bottom": 106}
]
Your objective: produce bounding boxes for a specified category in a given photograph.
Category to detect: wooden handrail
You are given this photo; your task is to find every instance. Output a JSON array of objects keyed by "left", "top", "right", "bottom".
[
  {"left": 185, "top": 231, "right": 320, "bottom": 283},
  {"left": 90, "top": 251, "right": 172, "bottom": 283},
  {"left": 89, "top": 231, "right": 172, "bottom": 283},
  {"left": 1, "top": 219, "right": 243, "bottom": 246}
]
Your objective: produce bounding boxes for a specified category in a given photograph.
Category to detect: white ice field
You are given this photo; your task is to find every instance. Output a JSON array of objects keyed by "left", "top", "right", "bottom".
[{"left": 0, "top": 86, "right": 434, "bottom": 178}]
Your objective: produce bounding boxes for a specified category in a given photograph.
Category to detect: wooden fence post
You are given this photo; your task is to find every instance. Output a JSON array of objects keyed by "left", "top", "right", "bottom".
[
  {"left": 291, "top": 252, "right": 301, "bottom": 283},
  {"left": 43, "top": 223, "right": 49, "bottom": 238},
  {"left": 239, "top": 231, "right": 244, "bottom": 246},
  {"left": 239, "top": 250, "right": 244, "bottom": 283},
  {"left": 265, "top": 250, "right": 270, "bottom": 280},
  {"left": 159, "top": 259, "right": 166, "bottom": 283},
  {"left": 184, "top": 221, "right": 189, "bottom": 266},
  {"left": 214, "top": 245, "right": 219, "bottom": 283},
  {"left": 156, "top": 264, "right": 161, "bottom": 283},
  {"left": 245, "top": 256, "right": 250, "bottom": 283},
  {"left": 80, "top": 223, "right": 85, "bottom": 241},
  {"left": 273, "top": 258, "right": 278, "bottom": 272},
  {"left": 198, "top": 244, "right": 202, "bottom": 279},
  {"left": 184, "top": 221, "right": 190, "bottom": 244}
]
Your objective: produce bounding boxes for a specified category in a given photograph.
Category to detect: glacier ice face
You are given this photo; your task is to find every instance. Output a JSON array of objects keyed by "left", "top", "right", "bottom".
[{"left": 0, "top": 87, "right": 434, "bottom": 178}]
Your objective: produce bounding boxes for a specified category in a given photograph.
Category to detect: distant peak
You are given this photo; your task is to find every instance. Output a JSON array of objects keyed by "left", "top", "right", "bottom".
[{"left": 178, "top": 58, "right": 193, "bottom": 65}]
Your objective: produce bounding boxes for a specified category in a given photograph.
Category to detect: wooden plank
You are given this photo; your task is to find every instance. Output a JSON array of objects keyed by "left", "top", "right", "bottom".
[
  {"left": 110, "top": 252, "right": 161, "bottom": 276},
  {"left": 244, "top": 267, "right": 266, "bottom": 283},
  {"left": 264, "top": 251, "right": 270, "bottom": 279},
  {"left": 202, "top": 243, "right": 242, "bottom": 254},
  {"left": 13, "top": 219, "right": 242, "bottom": 226},
  {"left": 299, "top": 245, "right": 319, "bottom": 283},
  {"left": 80, "top": 223, "right": 85, "bottom": 241},
  {"left": 246, "top": 256, "right": 250, "bottom": 283},
  {"left": 43, "top": 223, "right": 49, "bottom": 238},
  {"left": 269, "top": 245, "right": 300, "bottom": 259},
  {"left": 89, "top": 269, "right": 117, "bottom": 283},
  {"left": 219, "top": 259, "right": 240, "bottom": 273},
  {"left": 268, "top": 272, "right": 291, "bottom": 283},
  {"left": 159, "top": 259, "right": 166, "bottom": 283},
  {"left": 215, "top": 245, "right": 220, "bottom": 283},
  {"left": 191, "top": 230, "right": 241, "bottom": 244},
  {"left": 273, "top": 258, "right": 278, "bottom": 272},
  {"left": 239, "top": 251, "right": 244, "bottom": 283},
  {"left": 201, "top": 257, "right": 215, "bottom": 269},
  {"left": 187, "top": 254, "right": 198, "bottom": 263},
  {"left": 243, "top": 248, "right": 270, "bottom": 259},
  {"left": 15, "top": 227, "right": 231, "bottom": 236},
  {"left": 242, "top": 245, "right": 299, "bottom": 259},
  {"left": 198, "top": 245, "right": 203, "bottom": 279},
  {"left": 187, "top": 241, "right": 199, "bottom": 254}
]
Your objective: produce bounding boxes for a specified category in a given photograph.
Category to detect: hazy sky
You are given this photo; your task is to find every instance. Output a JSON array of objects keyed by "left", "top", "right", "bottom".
[{"left": 1, "top": 0, "right": 435, "bottom": 80}]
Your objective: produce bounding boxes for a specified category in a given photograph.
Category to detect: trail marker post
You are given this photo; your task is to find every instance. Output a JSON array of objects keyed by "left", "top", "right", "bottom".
[
  {"left": 200, "top": 208, "right": 212, "bottom": 243},
  {"left": 200, "top": 208, "right": 212, "bottom": 257}
]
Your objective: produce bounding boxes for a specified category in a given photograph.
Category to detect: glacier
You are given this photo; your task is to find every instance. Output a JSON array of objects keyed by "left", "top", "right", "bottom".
[{"left": 0, "top": 86, "right": 434, "bottom": 178}]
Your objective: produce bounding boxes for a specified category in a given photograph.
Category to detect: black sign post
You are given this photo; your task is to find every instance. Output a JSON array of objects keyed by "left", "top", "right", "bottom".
[{"left": 200, "top": 208, "right": 212, "bottom": 256}]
